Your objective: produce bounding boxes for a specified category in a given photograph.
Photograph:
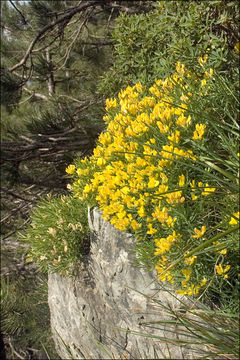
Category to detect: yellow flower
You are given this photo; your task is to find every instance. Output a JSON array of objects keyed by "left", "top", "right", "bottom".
[
  {"left": 180, "top": 93, "right": 189, "bottom": 102},
  {"left": 204, "top": 68, "right": 214, "bottom": 78},
  {"left": 105, "top": 98, "right": 118, "bottom": 111},
  {"left": 179, "top": 174, "right": 185, "bottom": 187},
  {"left": 98, "top": 132, "right": 112, "bottom": 146},
  {"left": 147, "top": 223, "right": 157, "bottom": 234},
  {"left": 201, "top": 183, "right": 216, "bottom": 196},
  {"left": 184, "top": 255, "right": 197, "bottom": 266},
  {"left": 83, "top": 184, "right": 92, "bottom": 194},
  {"left": 190, "top": 179, "right": 196, "bottom": 191},
  {"left": 198, "top": 55, "right": 208, "bottom": 66},
  {"left": 138, "top": 206, "right": 145, "bottom": 218},
  {"left": 66, "top": 164, "right": 75, "bottom": 174},
  {"left": 97, "top": 157, "right": 106, "bottom": 167},
  {"left": 135, "top": 82, "right": 143, "bottom": 93},
  {"left": 166, "top": 191, "right": 185, "bottom": 204},
  {"left": 168, "top": 130, "right": 180, "bottom": 144},
  {"left": 182, "top": 269, "right": 192, "bottom": 281},
  {"left": 200, "top": 277, "right": 207, "bottom": 286},
  {"left": 192, "top": 225, "right": 206, "bottom": 238},
  {"left": 215, "top": 264, "right": 231, "bottom": 276},
  {"left": 229, "top": 212, "right": 239, "bottom": 225},
  {"left": 192, "top": 123, "right": 206, "bottom": 140},
  {"left": 148, "top": 177, "right": 159, "bottom": 189},
  {"left": 131, "top": 219, "right": 141, "bottom": 231},
  {"left": 220, "top": 249, "right": 227, "bottom": 255},
  {"left": 103, "top": 115, "right": 110, "bottom": 123},
  {"left": 176, "top": 114, "right": 191, "bottom": 128}
]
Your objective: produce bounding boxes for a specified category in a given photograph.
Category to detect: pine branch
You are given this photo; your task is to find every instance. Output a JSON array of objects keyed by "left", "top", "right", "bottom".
[
  {"left": 1, "top": 137, "right": 92, "bottom": 163},
  {"left": 9, "top": 0, "right": 28, "bottom": 25},
  {"left": 22, "top": 87, "right": 48, "bottom": 101},
  {"left": 7, "top": 0, "right": 149, "bottom": 74},
  {"left": 8, "top": 1, "right": 102, "bottom": 73}
]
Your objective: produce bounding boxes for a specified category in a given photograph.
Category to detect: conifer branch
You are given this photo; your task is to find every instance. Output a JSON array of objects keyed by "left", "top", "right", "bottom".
[
  {"left": 8, "top": 1, "right": 101, "bottom": 72},
  {"left": 9, "top": 0, "right": 28, "bottom": 25},
  {"left": 8, "top": 0, "right": 148, "bottom": 73},
  {"left": 22, "top": 87, "right": 48, "bottom": 101}
]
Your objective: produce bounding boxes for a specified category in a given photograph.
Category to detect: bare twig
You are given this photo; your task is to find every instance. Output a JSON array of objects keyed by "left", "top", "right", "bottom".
[
  {"left": 1, "top": 202, "right": 31, "bottom": 224},
  {"left": 56, "top": 9, "right": 93, "bottom": 71},
  {"left": 1, "top": 187, "right": 34, "bottom": 204},
  {"left": 7, "top": 336, "right": 26, "bottom": 360}
]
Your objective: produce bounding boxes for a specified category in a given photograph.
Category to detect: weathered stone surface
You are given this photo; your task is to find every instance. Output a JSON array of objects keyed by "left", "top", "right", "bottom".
[{"left": 48, "top": 208, "right": 204, "bottom": 359}]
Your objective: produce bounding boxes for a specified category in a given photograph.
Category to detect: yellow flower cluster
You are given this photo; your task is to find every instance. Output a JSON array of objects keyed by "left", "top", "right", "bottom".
[
  {"left": 68, "top": 62, "right": 219, "bottom": 295},
  {"left": 215, "top": 264, "right": 231, "bottom": 279},
  {"left": 66, "top": 164, "right": 76, "bottom": 174}
]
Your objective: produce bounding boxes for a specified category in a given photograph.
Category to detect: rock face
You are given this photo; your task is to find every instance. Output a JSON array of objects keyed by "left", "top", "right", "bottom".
[{"left": 48, "top": 208, "right": 204, "bottom": 359}]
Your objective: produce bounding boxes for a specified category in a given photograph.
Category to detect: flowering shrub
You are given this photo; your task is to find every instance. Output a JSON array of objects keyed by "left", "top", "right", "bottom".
[{"left": 67, "top": 60, "right": 239, "bottom": 300}]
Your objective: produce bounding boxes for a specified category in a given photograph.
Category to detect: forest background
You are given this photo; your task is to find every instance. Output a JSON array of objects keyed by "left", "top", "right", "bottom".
[{"left": 1, "top": 1, "right": 239, "bottom": 359}]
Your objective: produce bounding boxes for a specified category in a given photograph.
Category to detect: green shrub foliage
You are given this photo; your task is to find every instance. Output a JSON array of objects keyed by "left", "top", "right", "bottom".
[
  {"left": 99, "top": 0, "right": 239, "bottom": 96},
  {"left": 20, "top": 195, "right": 90, "bottom": 274}
]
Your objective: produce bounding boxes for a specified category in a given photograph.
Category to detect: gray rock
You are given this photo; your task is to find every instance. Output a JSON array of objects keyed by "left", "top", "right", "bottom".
[{"left": 48, "top": 208, "right": 206, "bottom": 359}]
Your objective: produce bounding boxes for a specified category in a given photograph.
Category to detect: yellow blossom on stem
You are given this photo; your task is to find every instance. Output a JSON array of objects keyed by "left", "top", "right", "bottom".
[
  {"left": 229, "top": 212, "right": 239, "bottom": 225},
  {"left": 184, "top": 255, "right": 197, "bottom": 266},
  {"left": 147, "top": 223, "right": 157, "bottom": 235},
  {"left": 179, "top": 174, "right": 185, "bottom": 187},
  {"left": 135, "top": 82, "right": 143, "bottom": 93},
  {"left": 192, "top": 124, "right": 206, "bottom": 140},
  {"left": 192, "top": 225, "right": 206, "bottom": 238},
  {"left": 66, "top": 164, "right": 76, "bottom": 174},
  {"left": 191, "top": 194, "right": 198, "bottom": 201},
  {"left": 204, "top": 68, "right": 214, "bottom": 78},
  {"left": 138, "top": 205, "right": 145, "bottom": 218},
  {"left": 168, "top": 130, "right": 180, "bottom": 144},
  {"left": 166, "top": 191, "right": 185, "bottom": 205},
  {"left": 215, "top": 264, "right": 231, "bottom": 278},
  {"left": 131, "top": 219, "right": 142, "bottom": 231},
  {"left": 105, "top": 98, "right": 118, "bottom": 111},
  {"left": 198, "top": 55, "right": 208, "bottom": 66},
  {"left": 201, "top": 183, "right": 216, "bottom": 196},
  {"left": 148, "top": 177, "right": 160, "bottom": 189}
]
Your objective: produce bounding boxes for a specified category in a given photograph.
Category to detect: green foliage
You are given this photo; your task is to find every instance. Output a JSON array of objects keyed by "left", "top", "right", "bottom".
[
  {"left": 0, "top": 68, "right": 23, "bottom": 110},
  {"left": 1, "top": 0, "right": 115, "bottom": 249},
  {"left": 99, "top": 0, "right": 239, "bottom": 96},
  {"left": 1, "top": 273, "right": 59, "bottom": 358},
  {"left": 20, "top": 195, "right": 90, "bottom": 274}
]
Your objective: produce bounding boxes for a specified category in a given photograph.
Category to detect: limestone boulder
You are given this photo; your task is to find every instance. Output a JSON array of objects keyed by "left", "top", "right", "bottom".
[{"left": 48, "top": 208, "right": 205, "bottom": 359}]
